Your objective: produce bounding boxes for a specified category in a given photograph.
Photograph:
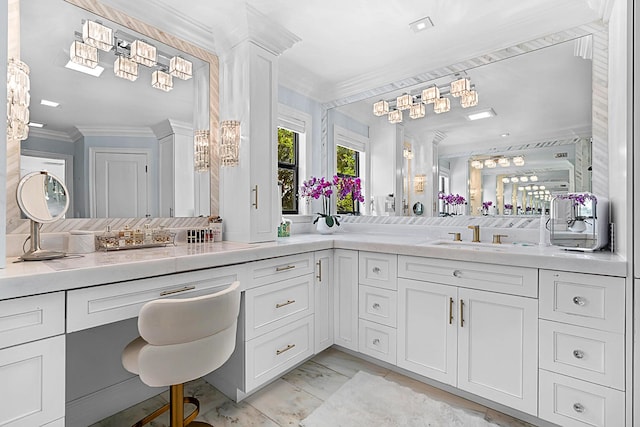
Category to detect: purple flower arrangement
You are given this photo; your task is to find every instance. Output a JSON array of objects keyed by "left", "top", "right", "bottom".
[
  {"left": 504, "top": 204, "right": 513, "bottom": 210},
  {"left": 438, "top": 192, "right": 466, "bottom": 205},
  {"left": 482, "top": 201, "right": 493, "bottom": 210},
  {"left": 301, "top": 175, "right": 364, "bottom": 227},
  {"left": 555, "top": 193, "right": 597, "bottom": 206}
]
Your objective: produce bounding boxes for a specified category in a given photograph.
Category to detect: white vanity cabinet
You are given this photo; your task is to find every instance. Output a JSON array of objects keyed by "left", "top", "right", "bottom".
[
  {"left": 397, "top": 256, "right": 539, "bottom": 416},
  {"left": 538, "top": 270, "right": 626, "bottom": 427},
  {"left": 333, "top": 249, "right": 359, "bottom": 351},
  {"left": 314, "top": 250, "right": 334, "bottom": 353},
  {"left": 0, "top": 293, "right": 66, "bottom": 427}
]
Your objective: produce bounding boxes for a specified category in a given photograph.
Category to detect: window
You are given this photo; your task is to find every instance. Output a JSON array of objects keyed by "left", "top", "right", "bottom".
[
  {"left": 278, "top": 128, "right": 299, "bottom": 214},
  {"left": 336, "top": 145, "right": 360, "bottom": 214}
]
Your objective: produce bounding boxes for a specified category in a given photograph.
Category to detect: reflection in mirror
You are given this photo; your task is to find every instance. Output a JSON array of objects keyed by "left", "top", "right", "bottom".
[
  {"left": 335, "top": 36, "right": 595, "bottom": 217},
  {"left": 549, "top": 193, "right": 608, "bottom": 251},
  {"left": 18, "top": 0, "right": 210, "bottom": 220},
  {"left": 412, "top": 202, "right": 424, "bottom": 216},
  {"left": 17, "top": 171, "right": 69, "bottom": 260}
]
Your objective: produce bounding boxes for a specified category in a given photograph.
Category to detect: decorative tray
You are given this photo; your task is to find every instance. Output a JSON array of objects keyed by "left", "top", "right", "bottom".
[{"left": 95, "top": 229, "right": 176, "bottom": 251}]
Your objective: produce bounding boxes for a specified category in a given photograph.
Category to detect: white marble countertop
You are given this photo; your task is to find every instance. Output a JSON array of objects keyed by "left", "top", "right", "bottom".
[{"left": 0, "top": 231, "right": 626, "bottom": 300}]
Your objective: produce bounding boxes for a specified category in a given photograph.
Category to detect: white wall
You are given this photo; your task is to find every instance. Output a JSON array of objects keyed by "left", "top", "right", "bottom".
[
  {"left": 0, "top": 0, "right": 8, "bottom": 267},
  {"left": 370, "top": 121, "right": 396, "bottom": 203}
]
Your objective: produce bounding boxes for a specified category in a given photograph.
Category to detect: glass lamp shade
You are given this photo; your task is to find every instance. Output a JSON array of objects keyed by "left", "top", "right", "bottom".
[
  {"left": 70, "top": 41, "right": 98, "bottom": 69},
  {"left": 529, "top": 175, "right": 538, "bottom": 182},
  {"left": 220, "top": 120, "right": 241, "bottom": 167},
  {"left": 388, "top": 109, "right": 403, "bottom": 124},
  {"left": 169, "top": 56, "right": 193, "bottom": 80},
  {"left": 373, "top": 100, "right": 389, "bottom": 116},
  {"left": 7, "top": 59, "right": 30, "bottom": 141},
  {"left": 194, "top": 130, "right": 210, "bottom": 172},
  {"left": 460, "top": 90, "right": 478, "bottom": 108},
  {"left": 130, "top": 40, "right": 157, "bottom": 67},
  {"left": 520, "top": 176, "right": 529, "bottom": 182},
  {"left": 484, "top": 159, "right": 496, "bottom": 168},
  {"left": 470, "top": 160, "right": 483, "bottom": 169},
  {"left": 396, "top": 93, "right": 413, "bottom": 110},
  {"left": 502, "top": 177, "right": 510, "bottom": 184},
  {"left": 510, "top": 177, "right": 520, "bottom": 183},
  {"left": 421, "top": 86, "right": 439, "bottom": 104},
  {"left": 152, "top": 70, "right": 173, "bottom": 92},
  {"left": 409, "top": 103, "right": 425, "bottom": 119},
  {"left": 114, "top": 56, "right": 138, "bottom": 81},
  {"left": 498, "top": 157, "right": 510, "bottom": 167},
  {"left": 433, "top": 97, "right": 450, "bottom": 114},
  {"left": 450, "top": 77, "right": 471, "bottom": 97},
  {"left": 82, "top": 20, "right": 113, "bottom": 52},
  {"left": 513, "top": 156, "right": 525, "bottom": 166}
]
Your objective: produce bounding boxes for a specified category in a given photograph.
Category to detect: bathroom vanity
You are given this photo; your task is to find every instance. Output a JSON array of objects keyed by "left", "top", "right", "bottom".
[{"left": 0, "top": 231, "right": 627, "bottom": 427}]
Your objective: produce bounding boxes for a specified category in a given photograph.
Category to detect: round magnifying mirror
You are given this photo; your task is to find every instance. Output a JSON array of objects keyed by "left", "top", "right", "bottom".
[
  {"left": 17, "top": 171, "right": 69, "bottom": 261},
  {"left": 413, "top": 201, "right": 424, "bottom": 216}
]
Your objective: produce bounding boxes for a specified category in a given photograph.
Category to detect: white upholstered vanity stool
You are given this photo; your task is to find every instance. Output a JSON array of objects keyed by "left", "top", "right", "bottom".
[{"left": 122, "top": 281, "right": 241, "bottom": 427}]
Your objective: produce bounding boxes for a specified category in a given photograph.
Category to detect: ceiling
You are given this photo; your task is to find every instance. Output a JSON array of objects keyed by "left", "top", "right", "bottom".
[{"left": 20, "top": 0, "right": 606, "bottom": 145}]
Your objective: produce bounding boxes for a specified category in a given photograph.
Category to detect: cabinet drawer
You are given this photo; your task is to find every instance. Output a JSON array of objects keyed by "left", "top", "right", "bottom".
[
  {"left": 359, "top": 285, "right": 397, "bottom": 327},
  {"left": 67, "top": 266, "right": 240, "bottom": 332},
  {"left": 358, "top": 319, "right": 396, "bottom": 365},
  {"left": 539, "top": 320, "right": 624, "bottom": 390},
  {"left": 245, "top": 275, "right": 314, "bottom": 340},
  {"left": 245, "top": 315, "right": 314, "bottom": 392},
  {"left": 539, "top": 270, "right": 625, "bottom": 333},
  {"left": 0, "top": 335, "right": 65, "bottom": 427},
  {"left": 359, "top": 252, "right": 397, "bottom": 290},
  {"left": 539, "top": 370, "right": 624, "bottom": 427},
  {"left": 248, "top": 253, "right": 314, "bottom": 289},
  {"left": 398, "top": 256, "right": 537, "bottom": 297},
  {"left": 0, "top": 292, "right": 65, "bottom": 349}
]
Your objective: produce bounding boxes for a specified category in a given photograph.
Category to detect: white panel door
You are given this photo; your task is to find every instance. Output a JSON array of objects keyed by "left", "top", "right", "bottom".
[
  {"left": 333, "top": 249, "right": 358, "bottom": 351},
  {"left": 314, "top": 250, "right": 334, "bottom": 353},
  {"left": 93, "top": 151, "right": 148, "bottom": 218},
  {"left": 397, "top": 278, "right": 457, "bottom": 386},
  {"left": 457, "top": 288, "right": 538, "bottom": 415}
]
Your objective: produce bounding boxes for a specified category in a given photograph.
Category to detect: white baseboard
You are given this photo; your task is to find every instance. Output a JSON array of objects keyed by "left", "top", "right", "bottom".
[{"left": 66, "top": 376, "right": 167, "bottom": 427}]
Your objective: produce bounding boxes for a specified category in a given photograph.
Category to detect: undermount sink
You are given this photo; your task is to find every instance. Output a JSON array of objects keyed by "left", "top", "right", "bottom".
[{"left": 419, "top": 240, "right": 535, "bottom": 252}]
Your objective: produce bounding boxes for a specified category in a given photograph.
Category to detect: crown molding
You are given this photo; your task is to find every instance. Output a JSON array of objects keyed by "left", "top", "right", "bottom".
[
  {"left": 27, "top": 128, "right": 75, "bottom": 143},
  {"left": 244, "top": 5, "right": 301, "bottom": 56},
  {"left": 74, "top": 125, "right": 156, "bottom": 138},
  {"left": 151, "top": 119, "right": 193, "bottom": 139}
]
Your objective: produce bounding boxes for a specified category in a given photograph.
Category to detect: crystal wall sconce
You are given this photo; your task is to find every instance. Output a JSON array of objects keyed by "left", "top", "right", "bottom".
[
  {"left": 220, "top": 120, "right": 241, "bottom": 167},
  {"left": 7, "top": 58, "right": 31, "bottom": 141},
  {"left": 194, "top": 130, "right": 211, "bottom": 172}
]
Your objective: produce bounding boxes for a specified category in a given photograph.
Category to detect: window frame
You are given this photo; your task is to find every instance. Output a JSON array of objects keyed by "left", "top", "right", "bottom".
[
  {"left": 335, "top": 144, "right": 360, "bottom": 215},
  {"left": 277, "top": 127, "right": 299, "bottom": 214}
]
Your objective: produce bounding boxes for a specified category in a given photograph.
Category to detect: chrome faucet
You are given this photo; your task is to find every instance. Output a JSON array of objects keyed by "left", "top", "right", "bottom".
[{"left": 468, "top": 225, "right": 480, "bottom": 242}]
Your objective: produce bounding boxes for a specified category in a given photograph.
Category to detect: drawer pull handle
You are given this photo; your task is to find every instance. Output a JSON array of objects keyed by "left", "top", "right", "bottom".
[
  {"left": 373, "top": 338, "right": 380, "bottom": 345},
  {"left": 276, "top": 344, "right": 295, "bottom": 355},
  {"left": 276, "top": 265, "right": 296, "bottom": 272},
  {"left": 373, "top": 266, "right": 381, "bottom": 274},
  {"left": 460, "top": 299, "right": 465, "bottom": 327},
  {"left": 316, "top": 260, "right": 322, "bottom": 282},
  {"left": 573, "top": 296, "right": 586, "bottom": 306},
  {"left": 573, "top": 350, "right": 585, "bottom": 359},
  {"left": 275, "top": 300, "right": 296, "bottom": 309},
  {"left": 453, "top": 270, "right": 462, "bottom": 278},
  {"left": 573, "top": 403, "right": 585, "bottom": 413},
  {"left": 449, "top": 297, "right": 454, "bottom": 325},
  {"left": 160, "top": 285, "right": 196, "bottom": 296},
  {"left": 373, "top": 303, "right": 381, "bottom": 309}
]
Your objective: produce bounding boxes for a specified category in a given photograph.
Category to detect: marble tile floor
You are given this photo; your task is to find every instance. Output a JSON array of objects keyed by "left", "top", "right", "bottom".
[{"left": 92, "top": 347, "right": 534, "bottom": 427}]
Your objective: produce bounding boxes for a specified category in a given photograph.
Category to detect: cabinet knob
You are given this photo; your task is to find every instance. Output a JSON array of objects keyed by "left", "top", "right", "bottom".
[
  {"left": 572, "top": 296, "right": 586, "bottom": 306},
  {"left": 373, "top": 266, "right": 381, "bottom": 274},
  {"left": 573, "top": 350, "right": 585, "bottom": 359},
  {"left": 453, "top": 270, "right": 462, "bottom": 278},
  {"left": 373, "top": 338, "right": 380, "bottom": 345},
  {"left": 373, "top": 303, "right": 381, "bottom": 309},
  {"left": 573, "top": 403, "right": 585, "bottom": 413}
]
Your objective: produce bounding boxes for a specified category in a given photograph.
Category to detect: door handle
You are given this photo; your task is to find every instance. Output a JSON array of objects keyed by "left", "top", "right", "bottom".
[
  {"left": 316, "top": 260, "right": 322, "bottom": 281},
  {"left": 252, "top": 185, "right": 258, "bottom": 209},
  {"left": 449, "top": 297, "right": 454, "bottom": 324}
]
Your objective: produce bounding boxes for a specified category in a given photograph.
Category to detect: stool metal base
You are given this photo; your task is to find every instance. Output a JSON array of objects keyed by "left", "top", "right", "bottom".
[{"left": 132, "top": 383, "right": 211, "bottom": 427}]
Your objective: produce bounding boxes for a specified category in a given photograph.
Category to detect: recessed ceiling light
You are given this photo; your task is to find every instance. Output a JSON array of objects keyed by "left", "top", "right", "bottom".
[
  {"left": 466, "top": 108, "right": 496, "bottom": 121},
  {"left": 28, "top": 122, "right": 45, "bottom": 128},
  {"left": 409, "top": 16, "right": 434, "bottom": 33},
  {"left": 40, "top": 99, "right": 60, "bottom": 108},
  {"left": 501, "top": 132, "right": 510, "bottom": 137},
  {"left": 65, "top": 60, "right": 104, "bottom": 77}
]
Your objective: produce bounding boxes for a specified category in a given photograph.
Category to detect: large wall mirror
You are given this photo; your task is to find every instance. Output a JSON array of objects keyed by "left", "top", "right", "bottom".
[
  {"left": 8, "top": 0, "right": 219, "bottom": 232},
  {"left": 334, "top": 28, "right": 602, "bottom": 217}
]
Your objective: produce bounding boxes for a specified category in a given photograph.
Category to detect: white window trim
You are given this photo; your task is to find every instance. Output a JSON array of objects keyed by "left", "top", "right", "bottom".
[
  {"left": 278, "top": 103, "right": 312, "bottom": 215},
  {"left": 333, "top": 125, "right": 370, "bottom": 215}
]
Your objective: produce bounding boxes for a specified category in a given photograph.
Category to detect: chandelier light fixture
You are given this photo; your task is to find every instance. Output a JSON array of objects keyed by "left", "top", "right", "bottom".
[
  {"left": 471, "top": 156, "right": 525, "bottom": 169},
  {"left": 169, "top": 56, "right": 193, "bottom": 80},
  {"left": 7, "top": 58, "right": 31, "bottom": 141},
  {"left": 151, "top": 70, "right": 173, "bottom": 92},
  {"left": 220, "top": 120, "right": 241, "bottom": 167},
  {"left": 68, "top": 19, "right": 193, "bottom": 93},
  {"left": 194, "top": 130, "right": 210, "bottom": 172},
  {"left": 70, "top": 40, "right": 98, "bottom": 68},
  {"left": 373, "top": 75, "right": 478, "bottom": 122},
  {"left": 114, "top": 55, "right": 138, "bottom": 81}
]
